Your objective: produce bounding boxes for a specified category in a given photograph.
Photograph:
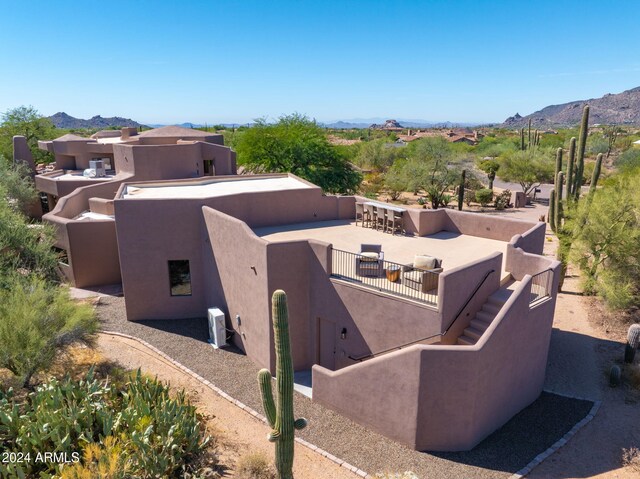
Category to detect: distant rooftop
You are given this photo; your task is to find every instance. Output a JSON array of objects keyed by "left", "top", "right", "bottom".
[
  {"left": 121, "top": 176, "right": 312, "bottom": 200},
  {"left": 138, "top": 125, "right": 217, "bottom": 138}
]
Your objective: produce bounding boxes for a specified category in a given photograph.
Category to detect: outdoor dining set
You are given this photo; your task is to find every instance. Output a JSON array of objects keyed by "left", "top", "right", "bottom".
[{"left": 355, "top": 201, "right": 406, "bottom": 235}]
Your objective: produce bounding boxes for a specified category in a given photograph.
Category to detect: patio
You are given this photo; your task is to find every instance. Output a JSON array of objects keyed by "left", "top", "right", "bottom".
[{"left": 254, "top": 219, "right": 510, "bottom": 280}]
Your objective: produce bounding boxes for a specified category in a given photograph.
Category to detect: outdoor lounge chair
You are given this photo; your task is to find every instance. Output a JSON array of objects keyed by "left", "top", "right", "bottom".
[
  {"left": 402, "top": 255, "right": 443, "bottom": 293},
  {"left": 356, "top": 244, "right": 384, "bottom": 277}
]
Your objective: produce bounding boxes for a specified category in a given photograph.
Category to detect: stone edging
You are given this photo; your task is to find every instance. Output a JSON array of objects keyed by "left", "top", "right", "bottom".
[
  {"left": 100, "top": 330, "right": 370, "bottom": 478},
  {"left": 508, "top": 389, "right": 602, "bottom": 479}
]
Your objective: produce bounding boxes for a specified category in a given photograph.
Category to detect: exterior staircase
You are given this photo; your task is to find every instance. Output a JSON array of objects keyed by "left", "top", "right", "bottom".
[{"left": 456, "top": 286, "right": 513, "bottom": 346}]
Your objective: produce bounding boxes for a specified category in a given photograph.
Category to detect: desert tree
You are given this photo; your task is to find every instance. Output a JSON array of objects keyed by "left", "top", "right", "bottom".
[{"left": 234, "top": 113, "right": 361, "bottom": 194}]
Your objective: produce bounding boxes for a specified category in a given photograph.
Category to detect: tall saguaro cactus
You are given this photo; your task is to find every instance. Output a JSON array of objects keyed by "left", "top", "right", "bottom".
[
  {"left": 458, "top": 169, "right": 465, "bottom": 211},
  {"left": 566, "top": 137, "right": 576, "bottom": 200},
  {"left": 549, "top": 189, "right": 556, "bottom": 232},
  {"left": 573, "top": 106, "right": 590, "bottom": 199},
  {"left": 258, "top": 290, "right": 307, "bottom": 479},
  {"left": 555, "top": 147, "right": 563, "bottom": 180},
  {"left": 555, "top": 171, "right": 564, "bottom": 232}
]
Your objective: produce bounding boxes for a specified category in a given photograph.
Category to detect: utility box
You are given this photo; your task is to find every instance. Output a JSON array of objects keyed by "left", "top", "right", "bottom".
[
  {"left": 207, "top": 308, "right": 227, "bottom": 349},
  {"left": 89, "top": 159, "right": 106, "bottom": 177}
]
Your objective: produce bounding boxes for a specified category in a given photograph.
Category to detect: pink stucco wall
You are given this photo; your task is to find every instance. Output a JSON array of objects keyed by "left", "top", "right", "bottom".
[{"left": 313, "top": 263, "right": 560, "bottom": 451}]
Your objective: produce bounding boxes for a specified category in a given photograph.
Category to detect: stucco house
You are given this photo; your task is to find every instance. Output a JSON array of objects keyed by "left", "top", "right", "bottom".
[{"left": 12, "top": 131, "right": 559, "bottom": 452}]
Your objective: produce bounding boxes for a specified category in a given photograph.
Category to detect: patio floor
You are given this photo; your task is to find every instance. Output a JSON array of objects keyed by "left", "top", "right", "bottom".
[{"left": 254, "top": 220, "right": 510, "bottom": 280}]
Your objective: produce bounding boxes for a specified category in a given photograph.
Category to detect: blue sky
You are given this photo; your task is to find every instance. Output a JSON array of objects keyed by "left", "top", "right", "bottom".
[{"left": 1, "top": 0, "right": 639, "bottom": 125}]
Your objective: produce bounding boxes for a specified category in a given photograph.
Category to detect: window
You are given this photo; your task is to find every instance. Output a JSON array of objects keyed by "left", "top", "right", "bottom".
[{"left": 168, "top": 260, "right": 192, "bottom": 296}]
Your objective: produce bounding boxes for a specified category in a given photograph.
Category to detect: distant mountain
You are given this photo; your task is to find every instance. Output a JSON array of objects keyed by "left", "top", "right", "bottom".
[
  {"left": 49, "top": 112, "right": 142, "bottom": 129},
  {"left": 502, "top": 86, "right": 640, "bottom": 128},
  {"left": 322, "top": 118, "right": 481, "bottom": 129}
]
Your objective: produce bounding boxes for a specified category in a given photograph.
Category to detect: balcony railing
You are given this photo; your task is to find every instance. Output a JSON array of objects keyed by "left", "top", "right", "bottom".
[
  {"left": 529, "top": 268, "right": 553, "bottom": 306},
  {"left": 330, "top": 248, "right": 438, "bottom": 306}
]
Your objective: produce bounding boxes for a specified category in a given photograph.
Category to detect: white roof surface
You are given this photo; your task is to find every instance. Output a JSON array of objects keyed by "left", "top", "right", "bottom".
[
  {"left": 74, "top": 211, "right": 114, "bottom": 221},
  {"left": 122, "top": 176, "right": 312, "bottom": 199}
]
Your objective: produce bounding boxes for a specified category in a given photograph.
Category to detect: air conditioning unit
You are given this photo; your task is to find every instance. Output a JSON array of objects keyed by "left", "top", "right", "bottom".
[
  {"left": 207, "top": 307, "right": 227, "bottom": 349},
  {"left": 89, "top": 159, "right": 106, "bottom": 178}
]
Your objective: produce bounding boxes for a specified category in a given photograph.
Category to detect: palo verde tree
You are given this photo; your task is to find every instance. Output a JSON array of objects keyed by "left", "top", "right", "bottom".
[
  {"left": 0, "top": 278, "right": 97, "bottom": 387},
  {"left": 234, "top": 114, "right": 361, "bottom": 194},
  {"left": 497, "top": 148, "right": 555, "bottom": 196},
  {"left": 570, "top": 168, "right": 640, "bottom": 309},
  {"left": 0, "top": 106, "right": 55, "bottom": 163}
]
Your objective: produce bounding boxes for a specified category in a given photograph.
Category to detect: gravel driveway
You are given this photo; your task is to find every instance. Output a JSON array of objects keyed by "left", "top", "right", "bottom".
[{"left": 98, "top": 296, "right": 593, "bottom": 479}]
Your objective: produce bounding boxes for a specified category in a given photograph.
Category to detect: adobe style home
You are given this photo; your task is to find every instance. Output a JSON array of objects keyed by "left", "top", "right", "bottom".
[{"left": 13, "top": 129, "right": 560, "bottom": 452}]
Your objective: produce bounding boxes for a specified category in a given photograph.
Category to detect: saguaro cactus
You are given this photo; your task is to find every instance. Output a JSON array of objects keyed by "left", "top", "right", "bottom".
[
  {"left": 566, "top": 137, "right": 576, "bottom": 200},
  {"left": 555, "top": 147, "right": 563, "bottom": 181},
  {"left": 549, "top": 189, "right": 556, "bottom": 232},
  {"left": 258, "top": 290, "right": 307, "bottom": 479},
  {"left": 520, "top": 128, "right": 525, "bottom": 151},
  {"left": 573, "top": 105, "right": 590, "bottom": 199},
  {"left": 625, "top": 324, "right": 640, "bottom": 363},
  {"left": 458, "top": 169, "right": 465, "bottom": 211},
  {"left": 555, "top": 172, "right": 564, "bottom": 232}
]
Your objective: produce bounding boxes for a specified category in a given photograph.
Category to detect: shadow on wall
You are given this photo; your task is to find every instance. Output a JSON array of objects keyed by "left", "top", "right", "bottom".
[{"left": 429, "top": 392, "right": 594, "bottom": 473}]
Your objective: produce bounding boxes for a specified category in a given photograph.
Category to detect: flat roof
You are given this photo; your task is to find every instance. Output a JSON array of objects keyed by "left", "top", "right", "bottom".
[
  {"left": 55, "top": 171, "right": 115, "bottom": 181},
  {"left": 254, "top": 220, "right": 509, "bottom": 279},
  {"left": 122, "top": 176, "right": 312, "bottom": 199}
]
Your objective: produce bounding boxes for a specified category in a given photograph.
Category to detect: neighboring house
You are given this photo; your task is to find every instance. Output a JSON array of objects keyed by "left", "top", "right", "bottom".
[{"left": 12, "top": 129, "right": 559, "bottom": 452}]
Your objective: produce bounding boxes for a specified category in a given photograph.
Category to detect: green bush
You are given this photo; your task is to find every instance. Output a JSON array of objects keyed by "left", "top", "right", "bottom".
[
  {"left": 475, "top": 188, "right": 494, "bottom": 207},
  {"left": 0, "top": 278, "right": 97, "bottom": 386},
  {"left": 0, "top": 370, "right": 212, "bottom": 478},
  {"left": 495, "top": 189, "right": 511, "bottom": 210}
]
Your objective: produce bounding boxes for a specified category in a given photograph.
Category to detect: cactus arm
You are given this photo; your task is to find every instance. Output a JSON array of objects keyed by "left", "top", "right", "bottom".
[
  {"left": 294, "top": 418, "right": 307, "bottom": 430},
  {"left": 258, "top": 369, "right": 277, "bottom": 428},
  {"left": 589, "top": 153, "right": 603, "bottom": 194}
]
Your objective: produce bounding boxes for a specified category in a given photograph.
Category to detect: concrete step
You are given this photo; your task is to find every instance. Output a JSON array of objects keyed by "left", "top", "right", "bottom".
[
  {"left": 463, "top": 326, "right": 485, "bottom": 341},
  {"left": 476, "top": 310, "right": 496, "bottom": 323},
  {"left": 482, "top": 302, "right": 502, "bottom": 315},
  {"left": 470, "top": 318, "right": 491, "bottom": 331},
  {"left": 457, "top": 335, "right": 476, "bottom": 346}
]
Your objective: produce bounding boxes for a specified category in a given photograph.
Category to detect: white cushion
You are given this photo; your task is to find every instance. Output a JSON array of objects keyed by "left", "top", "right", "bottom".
[
  {"left": 360, "top": 252, "right": 379, "bottom": 261},
  {"left": 413, "top": 255, "right": 437, "bottom": 270}
]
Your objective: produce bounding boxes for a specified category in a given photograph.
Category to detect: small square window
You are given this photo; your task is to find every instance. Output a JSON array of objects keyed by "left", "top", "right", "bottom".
[{"left": 168, "top": 260, "right": 192, "bottom": 296}]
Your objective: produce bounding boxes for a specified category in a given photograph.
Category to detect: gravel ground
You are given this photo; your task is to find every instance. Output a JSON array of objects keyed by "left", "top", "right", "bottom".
[{"left": 98, "top": 296, "right": 593, "bottom": 479}]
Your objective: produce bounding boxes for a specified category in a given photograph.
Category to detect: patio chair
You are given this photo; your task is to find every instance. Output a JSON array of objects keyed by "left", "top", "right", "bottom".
[
  {"left": 373, "top": 206, "right": 386, "bottom": 231},
  {"left": 364, "top": 204, "right": 376, "bottom": 229},
  {"left": 385, "top": 209, "right": 404, "bottom": 234},
  {"left": 355, "top": 202, "right": 366, "bottom": 227},
  {"left": 401, "top": 255, "right": 443, "bottom": 293},
  {"left": 356, "top": 244, "right": 384, "bottom": 277}
]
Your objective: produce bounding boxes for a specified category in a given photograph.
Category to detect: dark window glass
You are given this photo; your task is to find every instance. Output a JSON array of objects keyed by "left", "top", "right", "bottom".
[{"left": 169, "top": 260, "right": 192, "bottom": 296}]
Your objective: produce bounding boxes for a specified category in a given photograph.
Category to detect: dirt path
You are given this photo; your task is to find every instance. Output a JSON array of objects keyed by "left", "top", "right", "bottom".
[{"left": 97, "top": 333, "right": 357, "bottom": 479}]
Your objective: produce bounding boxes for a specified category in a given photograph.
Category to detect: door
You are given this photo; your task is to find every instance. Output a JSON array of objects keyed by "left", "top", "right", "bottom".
[{"left": 317, "top": 318, "right": 336, "bottom": 370}]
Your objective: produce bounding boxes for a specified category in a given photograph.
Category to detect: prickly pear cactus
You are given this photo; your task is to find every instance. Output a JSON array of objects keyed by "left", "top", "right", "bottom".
[
  {"left": 628, "top": 324, "right": 640, "bottom": 350},
  {"left": 258, "top": 290, "right": 307, "bottom": 479}
]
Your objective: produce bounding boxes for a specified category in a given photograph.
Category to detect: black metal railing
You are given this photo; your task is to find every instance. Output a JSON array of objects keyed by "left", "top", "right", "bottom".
[
  {"left": 330, "top": 248, "right": 438, "bottom": 306},
  {"left": 348, "top": 268, "right": 496, "bottom": 362},
  {"left": 529, "top": 268, "right": 553, "bottom": 306}
]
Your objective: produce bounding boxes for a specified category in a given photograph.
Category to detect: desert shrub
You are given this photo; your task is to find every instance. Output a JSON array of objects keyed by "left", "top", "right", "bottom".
[
  {"left": 475, "top": 188, "right": 494, "bottom": 207},
  {"left": 235, "top": 452, "right": 275, "bottom": 479},
  {"left": 464, "top": 189, "right": 476, "bottom": 206},
  {"left": 0, "top": 277, "right": 97, "bottom": 386},
  {"left": 622, "top": 447, "right": 640, "bottom": 472},
  {"left": 58, "top": 436, "right": 130, "bottom": 479},
  {"left": 0, "top": 370, "right": 212, "bottom": 478},
  {"left": 494, "top": 189, "right": 511, "bottom": 210}
]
